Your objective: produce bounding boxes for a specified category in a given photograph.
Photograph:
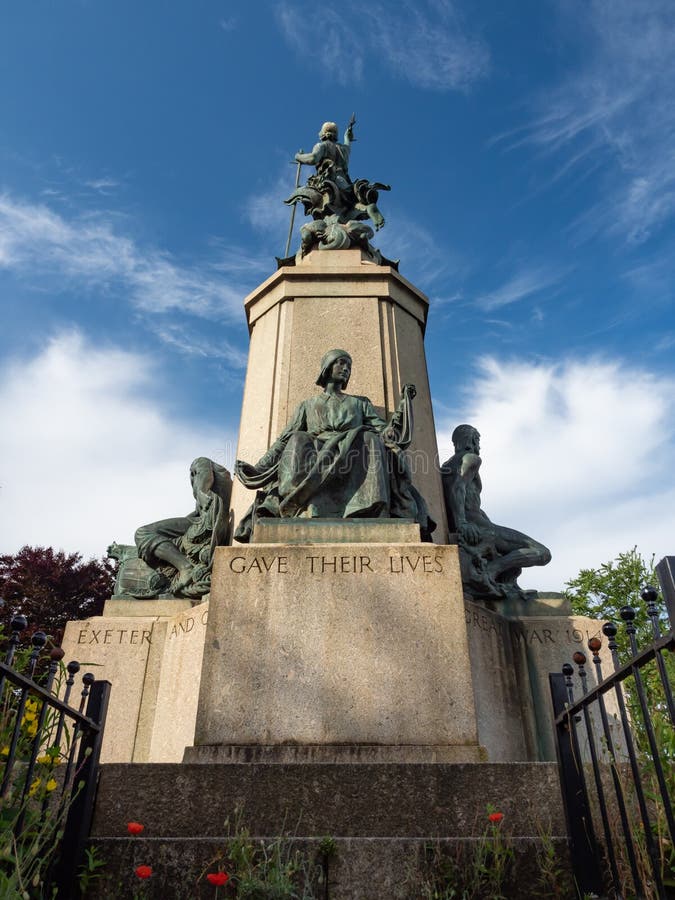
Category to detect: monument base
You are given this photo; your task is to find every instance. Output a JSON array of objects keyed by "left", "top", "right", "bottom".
[
  {"left": 60, "top": 536, "right": 616, "bottom": 766},
  {"left": 191, "top": 542, "right": 483, "bottom": 756}
]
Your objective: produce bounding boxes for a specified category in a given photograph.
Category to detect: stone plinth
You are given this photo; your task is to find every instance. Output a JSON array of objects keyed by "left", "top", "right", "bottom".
[
  {"left": 60, "top": 600, "right": 209, "bottom": 763},
  {"left": 189, "top": 543, "right": 481, "bottom": 761},
  {"left": 231, "top": 248, "right": 448, "bottom": 542},
  {"left": 465, "top": 601, "right": 622, "bottom": 761},
  {"left": 103, "top": 597, "right": 193, "bottom": 617},
  {"left": 252, "top": 518, "right": 420, "bottom": 544}
]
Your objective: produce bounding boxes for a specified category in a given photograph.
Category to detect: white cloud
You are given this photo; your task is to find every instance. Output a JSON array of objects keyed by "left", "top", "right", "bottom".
[
  {"left": 0, "top": 193, "right": 243, "bottom": 319},
  {"left": 507, "top": 0, "right": 675, "bottom": 244},
  {"left": 276, "top": 0, "right": 489, "bottom": 91},
  {"left": 437, "top": 355, "right": 675, "bottom": 591},
  {"left": 0, "top": 332, "right": 236, "bottom": 558}
]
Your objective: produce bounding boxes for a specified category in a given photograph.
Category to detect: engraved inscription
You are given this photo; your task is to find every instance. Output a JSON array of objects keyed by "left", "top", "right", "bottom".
[
  {"left": 77, "top": 628, "right": 152, "bottom": 645},
  {"left": 227, "top": 553, "right": 444, "bottom": 576},
  {"left": 229, "top": 555, "right": 289, "bottom": 574},
  {"left": 169, "top": 608, "right": 209, "bottom": 639}
]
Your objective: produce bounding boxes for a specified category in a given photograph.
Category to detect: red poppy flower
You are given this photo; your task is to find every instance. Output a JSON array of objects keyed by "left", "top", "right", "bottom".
[
  {"left": 127, "top": 821, "right": 144, "bottom": 835},
  {"left": 207, "top": 872, "right": 230, "bottom": 886},
  {"left": 488, "top": 812, "right": 504, "bottom": 823},
  {"left": 135, "top": 865, "right": 153, "bottom": 879}
]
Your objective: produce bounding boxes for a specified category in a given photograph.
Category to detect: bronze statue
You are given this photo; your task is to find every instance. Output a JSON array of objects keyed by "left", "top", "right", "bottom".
[
  {"left": 111, "top": 457, "right": 232, "bottom": 601},
  {"left": 441, "top": 425, "right": 551, "bottom": 602},
  {"left": 285, "top": 117, "right": 391, "bottom": 258},
  {"left": 234, "top": 350, "right": 435, "bottom": 541}
]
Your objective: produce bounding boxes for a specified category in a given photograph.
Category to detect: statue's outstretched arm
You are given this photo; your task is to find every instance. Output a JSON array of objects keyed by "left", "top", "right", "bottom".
[
  {"left": 235, "top": 402, "right": 308, "bottom": 486},
  {"left": 295, "top": 142, "right": 323, "bottom": 166},
  {"left": 344, "top": 113, "right": 356, "bottom": 145}
]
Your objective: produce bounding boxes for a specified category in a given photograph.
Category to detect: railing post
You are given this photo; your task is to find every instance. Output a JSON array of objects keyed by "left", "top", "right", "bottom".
[
  {"left": 51, "top": 679, "right": 111, "bottom": 897},
  {"left": 549, "top": 671, "right": 604, "bottom": 898},
  {"left": 656, "top": 556, "right": 675, "bottom": 630}
]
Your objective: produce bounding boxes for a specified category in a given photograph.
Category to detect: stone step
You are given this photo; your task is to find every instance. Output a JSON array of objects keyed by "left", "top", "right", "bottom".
[
  {"left": 87, "top": 762, "right": 572, "bottom": 898},
  {"left": 91, "top": 761, "right": 566, "bottom": 839},
  {"left": 86, "top": 836, "right": 573, "bottom": 899}
]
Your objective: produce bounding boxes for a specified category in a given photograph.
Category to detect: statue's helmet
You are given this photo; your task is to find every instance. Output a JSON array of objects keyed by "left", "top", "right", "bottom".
[
  {"left": 319, "top": 121, "right": 338, "bottom": 141},
  {"left": 316, "top": 349, "right": 352, "bottom": 387}
]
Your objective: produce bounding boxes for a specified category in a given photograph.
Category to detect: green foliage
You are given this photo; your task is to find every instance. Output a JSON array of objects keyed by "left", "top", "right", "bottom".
[
  {"left": 0, "top": 654, "right": 81, "bottom": 898},
  {"left": 566, "top": 548, "right": 675, "bottom": 897},
  {"left": 198, "top": 812, "right": 325, "bottom": 899},
  {"left": 533, "top": 820, "right": 568, "bottom": 899},
  {"left": 564, "top": 547, "right": 659, "bottom": 657},
  {"left": 78, "top": 845, "right": 106, "bottom": 895},
  {"left": 417, "top": 807, "right": 516, "bottom": 900}
]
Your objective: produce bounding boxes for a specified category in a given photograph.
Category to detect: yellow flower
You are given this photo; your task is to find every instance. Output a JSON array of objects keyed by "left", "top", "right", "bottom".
[
  {"left": 37, "top": 753, "right": 62, "bottom": 767},
  {"left": 45, "top": 779, "right": 57, "bottom": 792},
  {"left": 0, "top": 746, "right": 9, "bottom": 757},
  {"left": 26, "top": 722, "right": 38, "bottom": 738},
  {"left": 28, "top": 778, "right": 41, "bottom": 797}
]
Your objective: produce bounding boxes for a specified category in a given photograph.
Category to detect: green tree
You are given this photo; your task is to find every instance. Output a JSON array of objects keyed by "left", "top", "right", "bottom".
[
  {"left": 0, "top": 545, "right": 115, "bottom": 642},
  {"left": 566, "top": 549, "right": 674, "bottom": 891},
  {"left": 564, "top": 547, "right": 661, "bottom": 658}
]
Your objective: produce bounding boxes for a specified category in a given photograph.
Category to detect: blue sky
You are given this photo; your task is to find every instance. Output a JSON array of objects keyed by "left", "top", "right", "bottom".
[{"left": 1, "top": 0, "right": 674, "bottom": 591}]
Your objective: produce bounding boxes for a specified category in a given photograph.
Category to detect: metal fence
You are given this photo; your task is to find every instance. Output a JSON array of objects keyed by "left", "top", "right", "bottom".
[
  {"left": 550, "top": 586, "right": 674, "bottom": 899},
  {"left": 0, "top": 614, "right": 111, "bottom": 897}
]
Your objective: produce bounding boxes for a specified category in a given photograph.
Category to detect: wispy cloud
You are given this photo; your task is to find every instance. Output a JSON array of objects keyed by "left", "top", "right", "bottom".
[
  {"left": 474, "top": 265, "right": 566, "bottom": 311},
  {"left": 367, "top": 0, "right": 490, "bottom": 91},
  {"left": 84, "top": 177, "right": 120, "bottom": 194},
  {"left": 276, "top": 0, "right": 489, "bottom": 91},
  {"left": 149, "top": 322, "right": 248, "bottom": 368},
  {"left": 0, "top": 193, "right": 245, "bottom": 319},
  {"left": 501, "top": 0, "right": 675, "bottom": 245},
  {"left": 276, "top": 6, "right": 364, "bottom": 85},
  {"left": 380, "top": 213, "right": 466, "bottom": 288},
  {"left": 244, "top": 169, "right": 299, "bottom": 241}
]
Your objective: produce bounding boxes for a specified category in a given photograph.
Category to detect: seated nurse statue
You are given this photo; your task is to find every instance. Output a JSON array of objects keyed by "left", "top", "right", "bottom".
[{"left": 234, "top": 349, "right": 435, "bottom": 542}]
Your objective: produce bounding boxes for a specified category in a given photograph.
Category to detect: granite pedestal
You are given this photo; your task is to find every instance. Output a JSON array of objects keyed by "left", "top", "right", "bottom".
[{"left": 187, "top": 536, "right": 484, "bottom": 763}]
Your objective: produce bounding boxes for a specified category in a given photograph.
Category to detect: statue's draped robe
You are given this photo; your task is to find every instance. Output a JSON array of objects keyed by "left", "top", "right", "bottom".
[{"left": 235, "top": 392, "right": 435, "bottom": 542}]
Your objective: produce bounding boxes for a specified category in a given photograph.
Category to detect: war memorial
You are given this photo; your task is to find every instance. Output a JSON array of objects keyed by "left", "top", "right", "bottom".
[{"left": 59, "top": 118, "right": 632, "bottom": 897}]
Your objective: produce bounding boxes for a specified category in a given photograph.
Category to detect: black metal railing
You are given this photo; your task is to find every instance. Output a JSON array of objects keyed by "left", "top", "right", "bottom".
[
  {"left": 0, "top": 614, "right": 111, "bottom": 897},
  {"left": 550, "top": 586, "right": 674, "bottom": 899}
]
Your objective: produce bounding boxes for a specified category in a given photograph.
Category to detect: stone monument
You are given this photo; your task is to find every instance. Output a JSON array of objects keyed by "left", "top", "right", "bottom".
[{"left": 60, "top": 116, "right": 616, "bottom": 770}]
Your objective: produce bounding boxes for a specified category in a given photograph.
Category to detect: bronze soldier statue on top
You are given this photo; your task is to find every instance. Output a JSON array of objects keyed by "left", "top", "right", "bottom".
[
  {"left": 234, "top": 349, "right": 435, "bottom": 542},
  {"left": 442, "top": 424, "right": 551, "bottom": 603},
  {"left": 284, "top": 117, "right": 392, "bottom": 260}
]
